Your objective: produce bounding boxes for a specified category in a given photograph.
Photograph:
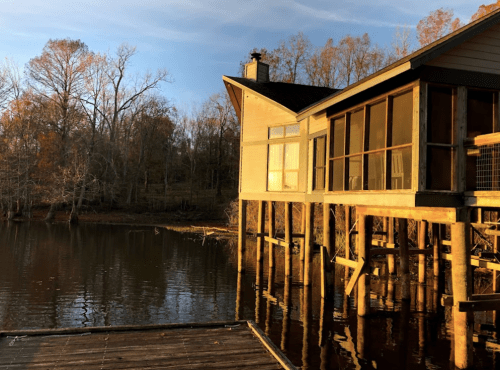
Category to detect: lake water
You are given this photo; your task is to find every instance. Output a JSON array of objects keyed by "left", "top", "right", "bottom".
[{"left": 0, "top": 221, "right": 498, "bottom": 369}]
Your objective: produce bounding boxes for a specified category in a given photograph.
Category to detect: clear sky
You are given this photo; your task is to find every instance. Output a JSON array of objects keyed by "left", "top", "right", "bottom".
[{"left": 0, "top": 1, "right": 490, "bottom": 114}]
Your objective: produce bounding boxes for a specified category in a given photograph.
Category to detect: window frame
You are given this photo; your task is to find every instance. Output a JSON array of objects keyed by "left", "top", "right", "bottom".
[
  {"left": 266, "top": 123, "right": 301, "bottom": 192},
  {"left": 327, "top": 84, "right": 414, "bottom": 192},
  {"left": 313, "top": 135, "right": 327, "bottom": 191}
]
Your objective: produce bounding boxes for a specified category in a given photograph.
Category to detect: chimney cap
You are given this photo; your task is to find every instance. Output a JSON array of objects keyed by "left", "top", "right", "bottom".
[{"left": 251, "top": 52, "right": 262, "bottom": 62}]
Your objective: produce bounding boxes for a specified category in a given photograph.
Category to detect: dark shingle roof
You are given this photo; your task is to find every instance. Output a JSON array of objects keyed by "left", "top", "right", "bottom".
[{"left": 223, "top": 76, "right": 338, "bottom": 114}]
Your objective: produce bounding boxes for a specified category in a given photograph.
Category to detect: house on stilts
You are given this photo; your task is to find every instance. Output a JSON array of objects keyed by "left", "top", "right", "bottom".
[{"left": 223, "top": 8, "right": 500, "bottom": 369}]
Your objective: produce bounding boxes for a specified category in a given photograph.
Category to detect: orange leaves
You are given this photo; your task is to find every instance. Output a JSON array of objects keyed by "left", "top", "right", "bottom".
[
  {"left": 471, "top": 1, "right": 500, "bottom": 22},
  {"left": 416, "top": 8, "right": 463, "bottom": 48}
]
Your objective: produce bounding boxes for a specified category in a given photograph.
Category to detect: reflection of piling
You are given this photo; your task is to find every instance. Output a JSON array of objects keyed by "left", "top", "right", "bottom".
[
  {"left": 304, "top": 203, "right": 314, "bottom": 287},
  {"left": 238, "top": 199, "right": 247, "bottom": 273},
  {"left": 357, "top": 316, "right": 369, "bottom": 362},
  {"left": 236, "top": 272, "right": 243, "bottom": 321},
  {"left": 417, "top": 283, "right": 425, "bottom": 313},
  {"left": 285, "top": 202, "right": 293, "bottom": 281},
  {"left": 319, "top": 298, "right": 333, "bottom": 370},
  {"left": 302, "top": 286, "right": 312, "bottom": 370},
  {"left": 266, "top": 263, "right": 275, "bottom": 336},
  {"left": 399, "top": 301, "right": 410, "bottom": 368},
  {"left": 451, "top": 222, "right": 473, "bottom": 369},
  {"left": 268, "top": 201, "right": 275, "bottom": 269},
  {"left": 399, "top": 218, "right": 410, "bottom": 301},
  {"left": 281, "top": 272, "right": 291, "bottom": 352},
  {"left": 357, "top": 214, "right": 372, "bottom": 317}
]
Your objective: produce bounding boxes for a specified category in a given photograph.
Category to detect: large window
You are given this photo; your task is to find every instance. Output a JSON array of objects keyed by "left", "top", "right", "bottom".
[
  {"left": 267, "top": 124, "right": 300, "bottom": 191},
  {"left": 328, "top": 89, "right": 413, "bottom": 191}
]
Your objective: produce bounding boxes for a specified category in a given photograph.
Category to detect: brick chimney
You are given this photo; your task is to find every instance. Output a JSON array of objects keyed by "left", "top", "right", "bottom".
[{"left": 244, "top": 52, "right": 269, "bottom": 83}]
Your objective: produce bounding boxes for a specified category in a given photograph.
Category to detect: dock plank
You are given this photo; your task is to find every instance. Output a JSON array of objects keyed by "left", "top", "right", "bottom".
[{"left": 0, "top": 321, "right": 294, "bottom": 370}]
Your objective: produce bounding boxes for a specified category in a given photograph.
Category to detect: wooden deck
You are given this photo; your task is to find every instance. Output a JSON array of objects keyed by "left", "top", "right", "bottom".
[{"left": 0, "top": 321, "right": 295, "bottom": 369}]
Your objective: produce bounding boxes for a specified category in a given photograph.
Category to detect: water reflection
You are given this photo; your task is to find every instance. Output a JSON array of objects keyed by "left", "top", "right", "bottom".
[
  {"left": 0, "top": 222, "right": 237, "bottom": 329},
  {"left": 1, "top": 223, "right": 499, "bottom": 369}
]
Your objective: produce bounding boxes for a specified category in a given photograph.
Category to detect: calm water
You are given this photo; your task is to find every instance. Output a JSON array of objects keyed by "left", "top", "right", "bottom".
[{"left": 0, "top": 221, "right": 498, "bottom": 369}]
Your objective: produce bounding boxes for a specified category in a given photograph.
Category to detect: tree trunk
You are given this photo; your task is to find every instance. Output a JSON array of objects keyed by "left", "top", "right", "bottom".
[{"left": 44, "top": 203, "right": 57, "bottom": 222}]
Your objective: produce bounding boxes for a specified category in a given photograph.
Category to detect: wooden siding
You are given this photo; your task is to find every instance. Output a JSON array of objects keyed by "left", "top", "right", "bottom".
[
  {"left": 309, "top": 111, "right": 327, "bottom": 134},
  {"left": 427, "top": 25, "right": 500, "bottom": 75},
  {"left": 242, "top": 92, "right": 296, "bottom": 143},
  {"left": 241, "top": 145, "right": 268, "bottom": 193}
]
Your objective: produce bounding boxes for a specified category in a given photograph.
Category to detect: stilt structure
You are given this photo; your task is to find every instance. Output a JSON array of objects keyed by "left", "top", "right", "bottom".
[{"left": 225, "top": 13, "right": 500, "bottom": 368}]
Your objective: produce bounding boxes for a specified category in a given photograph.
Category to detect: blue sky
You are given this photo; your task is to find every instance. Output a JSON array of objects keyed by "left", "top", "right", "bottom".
[{"left": 0, "top": 1, "right": 489, "bottom": 114}]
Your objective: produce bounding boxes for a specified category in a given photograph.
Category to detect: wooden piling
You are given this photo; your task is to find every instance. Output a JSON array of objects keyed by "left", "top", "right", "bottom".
[
  {"left": 357, "top": 214, "right": 372, "bottom": 317},
  {"left": 281, "top": 268, "right": 291, "bottom": 352},
  {"left": 238, "top": 199, "right": 247, "bottom": 273},
  {"left": 323, "top": 203, "right": 335, "bottom": 300},
  {"left": 304, "top": 202, "right": 314, "bottom": 287},
  {"left": 235, "top": 272, "right": 243, "bottom": 321},
  {"left": 268, "top": 201, "right": 275, "bottom": 270},
  {"left": 285, "top": 202, "right": 293, "bottom": 280},
  {"left": 432, "top": 223, "right": 440, "bottom": 279},
  {"left": 451, "top": 221, "right": 473, "bottom": 369},
  {"left": 399, "top": 218, "right": 410, "bottom": 301},
  {"left": 345, "top": 206, "right": 351, "bottom": 280},
  {"left": 300, "top": 203, "right": 306, "bottom": 282},
  {"left": 257, "top": 201, "right": 265, "bottom": 267},
  {"left": 387, "top": 217, "right": 395, "bottom": 275},
  {"left": 419, "top": 220, "right": 427, "bottom": 285}
]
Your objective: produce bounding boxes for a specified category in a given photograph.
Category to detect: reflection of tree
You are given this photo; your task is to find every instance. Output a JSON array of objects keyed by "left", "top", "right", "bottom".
[{"left": 0, "top": 224, "right": 240, "bottom": 330}]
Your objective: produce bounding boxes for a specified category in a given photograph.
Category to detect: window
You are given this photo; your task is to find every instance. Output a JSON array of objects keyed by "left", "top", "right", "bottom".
[
  {"left": 426, "top": 85, "right": 454, "bottom": 191},
  {"left": 313, "top": 135, "right": 326, "bottom": 190},
  {"left": 328, "top": 89, "right": 413, "bottom": 191},
  {"left": 267, "top": 124, "right": 300, "bottom": 191}
]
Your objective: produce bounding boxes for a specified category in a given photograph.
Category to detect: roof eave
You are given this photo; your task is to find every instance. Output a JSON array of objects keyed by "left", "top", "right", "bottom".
[{"left": 222, "top": 75, "right": 298, "bottom": 117}]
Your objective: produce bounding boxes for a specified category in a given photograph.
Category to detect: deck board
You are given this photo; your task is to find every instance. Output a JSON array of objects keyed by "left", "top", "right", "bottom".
[{"left": 0, "top": 321, "right": 294, "bottom": 370}]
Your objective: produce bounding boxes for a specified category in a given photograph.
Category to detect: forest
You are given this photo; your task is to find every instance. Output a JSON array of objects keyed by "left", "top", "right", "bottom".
[{"left": 0, "top": 3, "right": 495, "bottom": 222}]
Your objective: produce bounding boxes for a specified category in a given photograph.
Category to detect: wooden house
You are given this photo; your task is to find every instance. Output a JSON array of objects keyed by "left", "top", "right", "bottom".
[{"left": 224, "top": 9, "right": 500, "bottom": 369}]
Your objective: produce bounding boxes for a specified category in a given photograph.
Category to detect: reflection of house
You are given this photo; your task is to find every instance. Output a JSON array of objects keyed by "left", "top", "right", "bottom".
[{"left": 224, "top": 10, "right": 500, "bottom": 370}]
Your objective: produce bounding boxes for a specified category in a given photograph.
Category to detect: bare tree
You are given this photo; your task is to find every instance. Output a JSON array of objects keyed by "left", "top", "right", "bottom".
[{"left": 305, "top": 38, "right": 343, "bottom": 88}]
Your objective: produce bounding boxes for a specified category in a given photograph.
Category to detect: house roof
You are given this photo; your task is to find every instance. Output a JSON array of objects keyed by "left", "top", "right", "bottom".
[
  {"left": 296, "top": 8, "right": 500, "bottom": 120},
  {"left": 222, "top": 76, "right": 337, "bottom": 115}
]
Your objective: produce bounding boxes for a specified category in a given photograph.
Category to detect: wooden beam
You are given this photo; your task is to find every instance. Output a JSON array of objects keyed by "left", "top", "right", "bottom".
[
  {"left": 442, "top": 293, "right": 500, "bottom": 306},
  {"left": 356, "top": 205, "right": 462, "bottom": 224},
  {"left": 442, "top": 239, "right": 451, "bottom": 246},
  {"left": 345, "top": 257, "right": 366, "bottom": 296},
  {"left": 370, "top": 248, "right": 432, "bottom": 256},
  {"left": 371, "top": 240, "right": 395, "bottom": 248},
  {"left": 458, "top": 299, "right": 500, "bottom": 312},
  {"left": 441, "top": 253, "right": 500, "bottom": 271},
  {"left": 264, "top": 236, "right": 293, "bottom": 248},
  {"left": 334, "top": 256, "right": 358, "bottom": 269}
]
